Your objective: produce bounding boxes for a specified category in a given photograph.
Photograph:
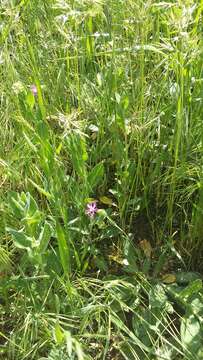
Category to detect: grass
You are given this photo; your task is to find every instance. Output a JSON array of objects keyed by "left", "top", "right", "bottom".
[{"left": 0, "top": 0, "right": 203, "bottom": 359}]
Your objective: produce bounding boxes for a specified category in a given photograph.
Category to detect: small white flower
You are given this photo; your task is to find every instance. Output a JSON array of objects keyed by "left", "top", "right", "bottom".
[{"left": 122, "top": 259, "right": 129, "bottom": 266}]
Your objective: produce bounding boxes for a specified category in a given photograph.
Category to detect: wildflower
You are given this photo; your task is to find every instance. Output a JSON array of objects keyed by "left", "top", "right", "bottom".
[
  {"left": 85, "top": 201, "right": 98, "bottom": 218},
  {"left": 122, "top": 259, "right": 129, "bottom": 266},
  {"left": 30, "top": 84, "right": 37, "bottom": 96}
]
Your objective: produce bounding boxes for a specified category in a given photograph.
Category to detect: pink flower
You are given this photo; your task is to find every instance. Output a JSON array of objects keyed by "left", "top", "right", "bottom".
[
  {"left": 85, "top": 201, "right": 98, "bottom": 218},
  {"left": 30, "top": 84, "right": 37, "bottom": 96}
]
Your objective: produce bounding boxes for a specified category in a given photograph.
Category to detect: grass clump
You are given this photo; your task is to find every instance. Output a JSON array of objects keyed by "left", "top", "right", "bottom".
[{"left": 0, "top": 0, "right": 203, "bottom": 359}]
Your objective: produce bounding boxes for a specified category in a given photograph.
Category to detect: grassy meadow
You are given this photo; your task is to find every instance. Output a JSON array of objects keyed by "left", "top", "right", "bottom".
[{"left": 0, "top": 0, "right": 203, "bottom": 359}]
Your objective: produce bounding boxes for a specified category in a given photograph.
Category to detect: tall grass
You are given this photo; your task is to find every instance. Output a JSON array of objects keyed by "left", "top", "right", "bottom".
[{"left": 0, "top": 0, "right": 203, "bottom": 359}]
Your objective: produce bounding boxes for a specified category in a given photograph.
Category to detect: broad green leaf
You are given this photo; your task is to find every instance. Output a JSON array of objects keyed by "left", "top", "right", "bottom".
[
  {"left": 25, "top": 192, "right": 39, "bottom": 216},
  {"left": 176, "top": 272, "right": 202, "bottom": 285},
  {"left": 190, "top": 295, "right": 203, "bottom": 316},
  {"left": 123, "top": 239, "right": 139, "bottom": 273},
  {"left": 54, "top": 321, "right": 64, "bottom": 344},
  {"left": 181, "top": 314, "right": 202, "bottom": 356},
  {"left": 8, "top": 192, "right": 25, "bottom": 217},
  {"left": 6, "top": 227, "right": 33, "bottom": 250},
  {"left": 23, "top": 211, "right": 41, "bottom": 227},
  {"left": 149, "top": 284, "right": 174, "bottom": 313},
  {"left": 179, "top": 279, "right": 202, "bottom": 300},
  {"left": 38, "top": 221, "right": 53, "bottom": 253}
]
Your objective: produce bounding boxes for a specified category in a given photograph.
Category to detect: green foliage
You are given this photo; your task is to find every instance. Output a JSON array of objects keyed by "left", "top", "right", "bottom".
[{"left": 0, "top": 0, "right": 203, "bottom": 359}]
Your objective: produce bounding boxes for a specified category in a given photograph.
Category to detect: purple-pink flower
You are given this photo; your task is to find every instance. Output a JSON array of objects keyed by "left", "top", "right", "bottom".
[
  {"left": 85, "top": 201, "right": 98, "bottom": 218},
  {"left": 30, "top": 84, "right": 37, "bottom": 96}
]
